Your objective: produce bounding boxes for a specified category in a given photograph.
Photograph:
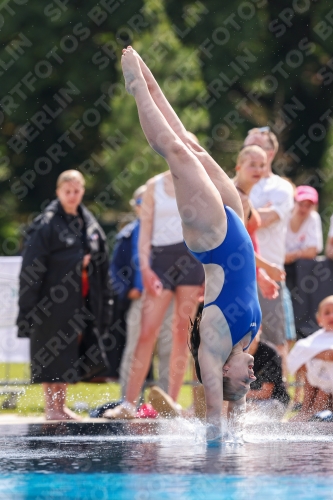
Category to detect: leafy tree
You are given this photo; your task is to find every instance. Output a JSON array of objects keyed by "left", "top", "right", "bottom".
[
  {"left": 165, "top": 0, "right": 333, "bottom": 193},
  {"left": 0, "top": 0, "right": 141, "bottom": 252},
  {"left": 0, "top": 0, "right": 208, "bottom": 254}
]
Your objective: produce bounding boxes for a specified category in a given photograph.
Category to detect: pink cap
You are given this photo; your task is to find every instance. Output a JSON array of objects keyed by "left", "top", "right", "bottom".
[{"left": 295, "top": 185, "right": 318, "bottom": 204}]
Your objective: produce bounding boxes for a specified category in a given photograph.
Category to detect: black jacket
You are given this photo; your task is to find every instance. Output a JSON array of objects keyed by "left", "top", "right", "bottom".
[{"left": 17, "top": 199, "right": 112, "bottom": 383}]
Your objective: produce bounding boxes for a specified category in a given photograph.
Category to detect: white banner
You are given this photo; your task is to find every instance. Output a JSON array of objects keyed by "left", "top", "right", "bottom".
[
  {"left": 0, "top": 257, "right": 30, "bottom": 363},
  {"left": 0, "top": 256, "right": 21, "bottom": 328},
  {"left": 0, "top": 326, "right": 29, "bottom": 363}
]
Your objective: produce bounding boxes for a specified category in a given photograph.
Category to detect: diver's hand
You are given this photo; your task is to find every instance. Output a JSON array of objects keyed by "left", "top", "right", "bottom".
[{"left": 206, "top": 423, "right": 222, "bottom": 442}]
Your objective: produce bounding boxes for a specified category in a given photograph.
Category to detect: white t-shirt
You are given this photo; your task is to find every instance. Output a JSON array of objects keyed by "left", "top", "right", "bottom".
[
  {"left": 250, "top": 174, "right": 294, "bottom": 269},
  {"left": 286, "top": 210, "right": 323, "bottom": 254}
]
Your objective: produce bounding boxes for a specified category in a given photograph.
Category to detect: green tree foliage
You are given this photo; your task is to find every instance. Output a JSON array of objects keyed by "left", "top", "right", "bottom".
[
  {"left": 165, "top": 0, "right": 333, "bottom": 188},
  {"left": 0, "top": 0, "right": 143, "bottom": 251},
  {"left": 0, "top": 0, "right": 208, "bottom": 254}
]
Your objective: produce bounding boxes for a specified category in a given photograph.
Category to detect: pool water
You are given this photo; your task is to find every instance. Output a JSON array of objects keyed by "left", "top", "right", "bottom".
[{"left": 1, "top": 419, "right": 333, "bottom": 499}]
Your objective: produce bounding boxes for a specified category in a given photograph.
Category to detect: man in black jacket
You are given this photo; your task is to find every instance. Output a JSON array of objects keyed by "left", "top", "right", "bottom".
[{"left": 17, "top": 170, "right": 112, "bottom": 420}]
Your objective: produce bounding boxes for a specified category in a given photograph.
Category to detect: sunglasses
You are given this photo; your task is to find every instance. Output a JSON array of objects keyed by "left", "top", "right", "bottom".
[{"left": 257, "top": 126, "right": 270, "bottom": 133}]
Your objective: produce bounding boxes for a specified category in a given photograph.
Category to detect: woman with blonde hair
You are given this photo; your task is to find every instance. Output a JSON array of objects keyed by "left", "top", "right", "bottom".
[{"left": 17, "top": 170, "right": 111, "bottom": 420}]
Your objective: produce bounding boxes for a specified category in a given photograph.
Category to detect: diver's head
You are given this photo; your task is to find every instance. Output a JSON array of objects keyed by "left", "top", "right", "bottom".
[
  {"left": 189, "top": 316, "right": 256, "bottom": 402},
  {"left": 222, "top": 351, "right": 256, "bottom": 401}
]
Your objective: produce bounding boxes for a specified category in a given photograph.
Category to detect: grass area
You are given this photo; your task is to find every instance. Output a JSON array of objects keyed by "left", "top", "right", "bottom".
[
  {"left": 0, "top": 364, "right": 295, "bottom": 418},
  {"left": 0, "top": 363, "right": 30, "bottom": 382},
  {"left": 0, "top": 363, "right": 193, "bottom": 416}
]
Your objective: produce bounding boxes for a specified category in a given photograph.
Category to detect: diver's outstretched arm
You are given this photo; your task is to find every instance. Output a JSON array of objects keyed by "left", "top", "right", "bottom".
[{"left": 199, "top": 343, "right": 224, "bottom": 440}]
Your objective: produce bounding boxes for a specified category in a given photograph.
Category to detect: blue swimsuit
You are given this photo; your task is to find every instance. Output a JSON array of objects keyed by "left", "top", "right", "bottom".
[{"left": 187, "top": 206, "right": 261, "bottom": 348}]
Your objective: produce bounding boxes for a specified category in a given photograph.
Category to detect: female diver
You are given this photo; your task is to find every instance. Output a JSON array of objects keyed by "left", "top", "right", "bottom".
[{"left": 111, "top": 47, "right": 261, "bottom": 440}]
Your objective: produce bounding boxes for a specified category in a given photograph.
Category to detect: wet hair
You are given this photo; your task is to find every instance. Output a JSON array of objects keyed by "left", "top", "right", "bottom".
[
  {"left": 189, "top": 314, "right": 203, "bottom": 384},
  {"left": 236, "top": 145, "right": 266, "bottom": 166},
  {"left": 188, "top": 315, "right": 243, "bottom": 402},
  {"left": 57, "top": 170, "right": 85, "bottom": 188}
]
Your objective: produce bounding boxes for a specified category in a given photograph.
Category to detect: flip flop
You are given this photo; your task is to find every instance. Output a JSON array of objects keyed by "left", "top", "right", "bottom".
[{"left": 148, "top": 386, "right": 181, "bottom": 418}]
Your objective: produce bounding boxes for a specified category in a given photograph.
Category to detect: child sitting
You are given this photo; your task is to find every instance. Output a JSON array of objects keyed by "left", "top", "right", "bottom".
[{"left": 288, "top": 295, "right": 333, "bottom": 421}]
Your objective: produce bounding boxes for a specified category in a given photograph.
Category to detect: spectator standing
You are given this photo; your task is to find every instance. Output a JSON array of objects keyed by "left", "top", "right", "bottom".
[
  {"left": 105, "top": 170, "right": 204, "bottom": 419},
  {"left": 245, "top": 128, "right": 294, "bottom": 374},
  {"left": 284, "top": 185, "right": 323, "bottom": 407},
  {"left": 108, "top": 185, "right": 147, "bottom": 381},
  {"left": 17, "top": 171, "right": 111, "bottom": 420},
  {"left": 111, "top": 185, "right": 173, "bottom": 395},
  {"left": 233, "top": 145, "right": 285, "bottom": 300},
  {"left": 138, "top": 171, "right": 204, "bottom": 405},
  {"left": 285, "top": 186, "right": 323, "bottom": 265}
]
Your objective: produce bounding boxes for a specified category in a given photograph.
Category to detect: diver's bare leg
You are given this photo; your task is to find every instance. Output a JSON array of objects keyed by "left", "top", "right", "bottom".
[
  {"left": 122, "top": 47, "right": 226, "bottom": 251},
  {"left": 131, "top": 49, "right": 243, "bottom": 221}
]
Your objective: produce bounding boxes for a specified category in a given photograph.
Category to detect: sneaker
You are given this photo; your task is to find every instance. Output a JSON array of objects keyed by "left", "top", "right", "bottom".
[
  {"left": 103, "top": 401, "right": 136, "bottom": 419},
  {"left": 309, "top": 410, "right": 333, "bottom": 422},
  {"left": 136, "top": 403, "right": 159, "bottom": 419},
  {"left": 148, "top": 386, "right": 182, "bottom": 418},
  {"left": 89, "top": 400, "right": 123, "bottom": 418}
]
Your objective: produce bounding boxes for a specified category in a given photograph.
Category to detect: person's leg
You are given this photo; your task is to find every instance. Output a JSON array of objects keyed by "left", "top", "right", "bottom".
[
  {"left": 121, "top": 48, "right": 226, "bottom": 252},
  {"left": 157, "top": 299, "right": 173, "bottom": 393},
  {"left": 119, "top": 297, "right": 142, "bottom": 397},
  {"left": 134, "top": 49, "right": 243, "bottom": 220},
  {"left": 168, "top": 285, "right": 201, "bottom": 401},
  {"left": 43, "top": 383, "right": 56, "bottom": 420},
  {"left": 293, "top": 364, "right": 306, "bottom": 407},
  {"left": 311, "top": 389, "right": 330, "bottom": 415},
  {"left": 125, "top": 289, "right": 174, "bottom": 405},
  {"left": 275, "top": 344, "right": 288, "bottom": 382},
  {"left": 281, "top": 281, "right": 296, "bottom": 388},
  {"left": 192, "top": 361, "right": 206, "bottom": 420},
  {"left": 281, "top": 282, "right": 296, "bottom": 351},
  {"left": 290, "top": 377, "right": 316, "bottom": 422},
  {"left": 43, "top": 383, "right": 81, "bottom": 420},
  {"left": 259, "top": 285, "right": 288, "bottom": 379}
]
